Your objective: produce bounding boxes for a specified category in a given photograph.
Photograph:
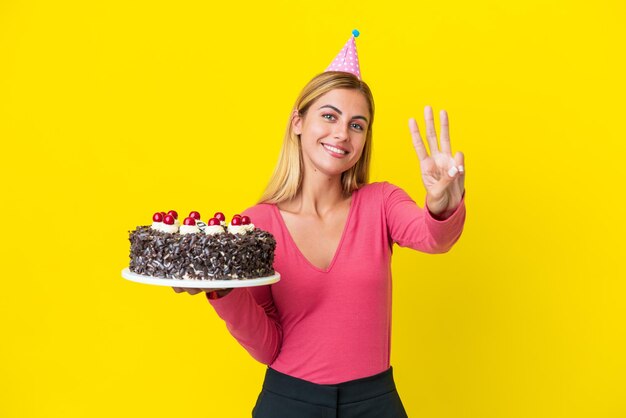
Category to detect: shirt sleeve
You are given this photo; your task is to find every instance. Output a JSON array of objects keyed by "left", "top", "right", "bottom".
[
  {"left": 382, "top": 181, "right": 466, "bottom": 254},
  {"left": 204, "top": 205, "right": 282, "bottom": 365},
  {"left": 206, "top": 284, "right": 282, "bottom": 365}
]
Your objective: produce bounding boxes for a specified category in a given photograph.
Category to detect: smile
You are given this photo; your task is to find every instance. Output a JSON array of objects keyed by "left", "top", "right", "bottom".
[{"left": 322, "top": 143, "right": 349, "bottom": 157}]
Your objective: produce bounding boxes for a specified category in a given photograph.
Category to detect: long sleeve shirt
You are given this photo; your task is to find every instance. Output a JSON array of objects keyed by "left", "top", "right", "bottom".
[{"left": 207, "top": 181, "right": 466, "bottom": 384}]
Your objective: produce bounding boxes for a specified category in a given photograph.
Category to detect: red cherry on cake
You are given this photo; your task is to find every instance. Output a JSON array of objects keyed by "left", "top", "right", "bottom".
[
  {"left": 163, "top": 215, "right": 175, "bottom": 225},
  {"left": 160, "top": 211, "right": 167, "bottom": 218},
  {"left": 167, "top": 210, "right": 178, "bottom": 219},
  {"left": 183, "top": 217, "right": 196, "bottom": 226},
  {"left": 189, "top": 211, "right": 201, "bottom": 220},
  {"left": 233, "top": 214, "right": 241, "bottom": 219},
  {"left": 153, "top": 212, "right": 163, "bottom": 222},
  {"left": 241, "top": 215, "right": 251, "bottom": 225},
  {"left": 214, "top": 212, "right": 225, "bottom": 222},
  {"left": 208, "top": 217, "right": 220, "bottom": 226},
  {"left": 231, "top": 216, "right": 242, "bottom": 226}
]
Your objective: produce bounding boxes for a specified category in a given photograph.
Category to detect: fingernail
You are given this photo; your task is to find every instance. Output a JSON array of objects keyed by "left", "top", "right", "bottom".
[
  {"left": 448, "top": 166, "right": 458, "bottom": 177},
  {"left": 458, "top": 165, "right": 464, "bottom": 173}
]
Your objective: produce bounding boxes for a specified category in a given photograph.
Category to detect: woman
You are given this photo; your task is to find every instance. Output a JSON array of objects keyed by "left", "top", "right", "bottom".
[{"left": 173, "top": 38, "right": 466, "bottom": 418}]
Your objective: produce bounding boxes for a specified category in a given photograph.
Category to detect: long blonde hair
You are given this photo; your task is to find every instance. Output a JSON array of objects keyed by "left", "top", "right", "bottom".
[{"left": 257, "top": 71, "right": 375, "bottom": 205}]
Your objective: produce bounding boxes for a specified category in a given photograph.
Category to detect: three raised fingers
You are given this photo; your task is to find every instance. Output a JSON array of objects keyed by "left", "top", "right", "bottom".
[{"left": 409, "top": 106, "right": 453, "bottom": 160}]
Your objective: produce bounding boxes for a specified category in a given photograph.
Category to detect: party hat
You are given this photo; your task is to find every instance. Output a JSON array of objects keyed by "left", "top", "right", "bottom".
[{"left": 325, "top": 29, "right": 362, "bottom": 80}]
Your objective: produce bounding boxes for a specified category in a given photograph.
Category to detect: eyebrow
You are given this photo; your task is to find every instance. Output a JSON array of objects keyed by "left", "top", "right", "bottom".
[{"left": 318, "top": 105, "right": 369, "bottom": 124}]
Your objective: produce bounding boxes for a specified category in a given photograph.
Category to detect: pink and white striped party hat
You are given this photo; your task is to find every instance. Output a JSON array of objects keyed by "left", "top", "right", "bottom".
[{"left": 325, "top": 29, "right": 362, "bottom": 80}]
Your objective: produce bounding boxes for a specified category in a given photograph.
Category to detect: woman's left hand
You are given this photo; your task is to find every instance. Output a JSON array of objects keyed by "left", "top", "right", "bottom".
[{"left": 409, "top": 106, "right": 465, "bottom": 219}]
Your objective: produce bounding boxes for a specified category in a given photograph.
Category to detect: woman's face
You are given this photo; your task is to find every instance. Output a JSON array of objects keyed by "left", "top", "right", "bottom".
[{"left": 293, "top": 88, "right": 370, "bottom": 179}]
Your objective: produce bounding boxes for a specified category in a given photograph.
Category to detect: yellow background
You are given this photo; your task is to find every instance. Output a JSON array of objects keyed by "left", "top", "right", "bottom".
[{"left": 1, "top": 0, "right": 624, "bottom": 417}]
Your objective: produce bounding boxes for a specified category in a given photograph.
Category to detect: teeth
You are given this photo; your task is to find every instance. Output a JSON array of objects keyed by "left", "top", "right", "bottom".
[{"left": 323, "top": 144, "right": 347, "bottom": 155}]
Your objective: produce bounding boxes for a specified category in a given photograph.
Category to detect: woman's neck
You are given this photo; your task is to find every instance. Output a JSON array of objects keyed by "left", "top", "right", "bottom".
[{"left": 283, "top": 172, "right": 348, "bottom": 218}]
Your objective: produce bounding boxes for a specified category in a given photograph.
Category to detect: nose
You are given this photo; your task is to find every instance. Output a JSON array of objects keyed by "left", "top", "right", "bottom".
[{"left": 333, "top": 122, "right": 350, "bottom": 140}]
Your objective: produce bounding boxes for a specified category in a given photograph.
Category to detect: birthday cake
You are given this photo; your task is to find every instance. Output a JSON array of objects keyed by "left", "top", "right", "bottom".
[{"left": 128, "top": 211, "right": 276, "bottom": 280}]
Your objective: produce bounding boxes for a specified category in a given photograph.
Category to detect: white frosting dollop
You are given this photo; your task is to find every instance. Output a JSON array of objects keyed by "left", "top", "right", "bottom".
[
  {"left": 179, "top": 224, "right": 200, "bottom": 235},
  {"left": 244, "top": 223, "right": 255, "bottom": 233},
  {"left": 228, "top": 224, "right": 249, "bottom": 235},
  {"left": 151, "top": 221, "right": 164, "bottom": 232},
  {"left": 204, "top": 225, "right": 225, "bottom": 236},
  {"left": 174, "top": 218, "right": 181, "bottom": 227},
  {"left": 160, "top": 223, "right": 178, "bottom": 233}
]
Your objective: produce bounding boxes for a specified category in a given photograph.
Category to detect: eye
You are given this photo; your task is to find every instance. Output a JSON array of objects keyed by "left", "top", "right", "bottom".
[
  {"left": 322, "top": 113, "right": 336, "bottom": 121},
  {"left": 351, "top": 123, "right": 364, "bottom": 131}
]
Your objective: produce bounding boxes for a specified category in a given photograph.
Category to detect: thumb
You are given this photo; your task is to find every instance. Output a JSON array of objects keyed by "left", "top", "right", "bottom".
[
  {"left": 454, "top": 151, "right": 465, "bottom": 174},
  {"left": 443, "top": 153, "right": 465, "bottom": 185},
  {"left": 454, "top": 151, "right": 465, "bottom": 192},
  {"left": 428, "top": 160, "right": 458, "bottom": 200}
]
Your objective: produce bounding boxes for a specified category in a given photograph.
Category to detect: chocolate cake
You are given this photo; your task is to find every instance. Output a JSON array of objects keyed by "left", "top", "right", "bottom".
[{"left": 128, "top": 211, "right": 276, "bottom": 281}]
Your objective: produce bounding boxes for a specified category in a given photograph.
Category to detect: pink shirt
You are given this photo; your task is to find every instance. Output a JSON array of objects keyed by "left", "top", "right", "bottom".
[{"left": 207, "top": 181, "right": 466, "bottom": 384}]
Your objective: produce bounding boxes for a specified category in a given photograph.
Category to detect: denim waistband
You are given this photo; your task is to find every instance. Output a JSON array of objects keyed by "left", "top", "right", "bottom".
[{"left": 261, "top": 367, "right": 397, "bottom": 407}]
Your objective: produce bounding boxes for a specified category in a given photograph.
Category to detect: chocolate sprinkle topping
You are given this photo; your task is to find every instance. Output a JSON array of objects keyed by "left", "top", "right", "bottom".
[{"left": 128, "top": 226, "right": 276, "bottom": 280}]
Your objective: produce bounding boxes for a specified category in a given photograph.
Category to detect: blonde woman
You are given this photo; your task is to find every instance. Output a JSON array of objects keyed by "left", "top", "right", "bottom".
[{"left": 173, "top": 67, "right": 466, "bottom": 417}]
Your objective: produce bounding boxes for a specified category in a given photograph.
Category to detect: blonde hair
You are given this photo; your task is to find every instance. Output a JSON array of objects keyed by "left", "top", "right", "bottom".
[{"left": 257, "top": 71, "right": 375, "bottom": 205}]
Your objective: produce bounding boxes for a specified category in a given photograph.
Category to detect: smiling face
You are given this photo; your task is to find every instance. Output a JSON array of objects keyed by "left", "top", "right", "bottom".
[{"left": 293, "top": 88, "right": 371, "bottom": 179}]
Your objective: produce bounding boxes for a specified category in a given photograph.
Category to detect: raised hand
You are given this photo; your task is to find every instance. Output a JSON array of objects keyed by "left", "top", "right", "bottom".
[{"left": 409, "top": 106, "right": 465, "bottom": 218}]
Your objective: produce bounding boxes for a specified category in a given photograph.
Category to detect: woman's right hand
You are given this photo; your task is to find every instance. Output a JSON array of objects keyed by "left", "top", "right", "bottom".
[{"left": 172, "top": 287, "right": 233, "bottom": 297}]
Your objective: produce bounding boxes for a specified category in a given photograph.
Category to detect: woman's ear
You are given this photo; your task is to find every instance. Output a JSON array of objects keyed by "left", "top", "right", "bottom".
[{"left": 292, "top": 109, "right": 302, "bottom": 136}]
